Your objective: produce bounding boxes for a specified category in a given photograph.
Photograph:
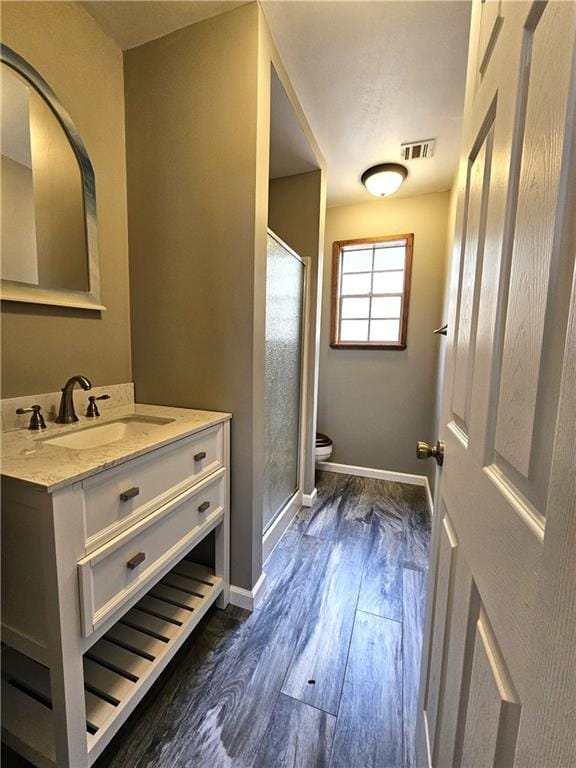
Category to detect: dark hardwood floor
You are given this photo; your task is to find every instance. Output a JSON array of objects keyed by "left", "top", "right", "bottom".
[{"left": 2, "top": 471, "right": 431, "bottom": 768}]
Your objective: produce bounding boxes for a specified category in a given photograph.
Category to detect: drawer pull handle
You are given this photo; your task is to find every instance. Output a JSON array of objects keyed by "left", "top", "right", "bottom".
[
  {"left": 194, "top": 451, "right": 207, "bottom": 462},
  {"left": 126, "top": 552, "right": 146, "bottom": 570},
  {"left": 120, "top": 487, "right": 140, "bottom": 502},
  {"left": 198, "top": 501, "right": 210, "bottom": 513}
]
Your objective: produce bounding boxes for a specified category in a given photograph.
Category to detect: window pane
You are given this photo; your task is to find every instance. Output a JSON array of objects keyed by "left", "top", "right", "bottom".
[
  {"left": 369, "top": 319, "right": 400, "bottom": 342},
  {"left": 340, "top": 319, "right": 369, "bottom": 342},
  {"left": 371, "top": 296, "right": 401, "bottom": 318},
  {"left": 341, "top": 272, "right": 371, "bottom": 295},
  {"left": 342, "top": 249, "right": 373, "bottom": 273},
  {"left": 373, "top": 270, "right": 404, "bottom": 294},
  {"left": 374, "top": 246, "right": 406, "bottom": 271},
  {"left": 342, "top": 297, "right": 370, "bottom": 318}
]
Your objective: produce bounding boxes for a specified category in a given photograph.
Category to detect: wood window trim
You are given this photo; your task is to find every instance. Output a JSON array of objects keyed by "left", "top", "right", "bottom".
[{"left": 330, "top": 233, "right": 414, "bottom": 350}]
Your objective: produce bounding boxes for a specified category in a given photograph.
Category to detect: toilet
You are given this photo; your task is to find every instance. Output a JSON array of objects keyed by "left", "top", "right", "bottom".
[{"left": 315, "top": 432, "right": 333, "bottom": 462}]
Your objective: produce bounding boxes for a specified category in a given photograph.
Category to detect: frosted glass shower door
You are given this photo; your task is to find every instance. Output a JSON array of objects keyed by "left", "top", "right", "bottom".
[{"left": 263, "top": 231, "right": 305, "bottom": 533}]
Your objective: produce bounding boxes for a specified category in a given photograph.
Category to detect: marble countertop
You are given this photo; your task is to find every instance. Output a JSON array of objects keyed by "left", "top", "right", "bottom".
[{"left": 1, "top": 403, "right": 231, "bottom": 492}]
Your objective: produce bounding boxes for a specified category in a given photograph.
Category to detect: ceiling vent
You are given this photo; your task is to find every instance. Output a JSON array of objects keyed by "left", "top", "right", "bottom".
[{"left": 401, "top": 139, "right": 436, "bottom": 160}]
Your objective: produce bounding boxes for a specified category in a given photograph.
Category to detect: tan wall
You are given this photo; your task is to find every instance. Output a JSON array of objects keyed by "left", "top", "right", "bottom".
[
  {"left": 0, "top": 2, "right": 131, "bottom": 397},
  {"left": 318, "top": 191, "right": 451, "bottom": 478},
  {"left": 125, "top": 4, "right": 261, "bottom": 590},
  {"left": 268, "top": 170, "right": 324, "bottom": 493}
]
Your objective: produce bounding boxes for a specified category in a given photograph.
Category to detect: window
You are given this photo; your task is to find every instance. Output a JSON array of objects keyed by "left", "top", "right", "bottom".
[{"left": 330, "top": 234, "right": 413, "bottom": 349}]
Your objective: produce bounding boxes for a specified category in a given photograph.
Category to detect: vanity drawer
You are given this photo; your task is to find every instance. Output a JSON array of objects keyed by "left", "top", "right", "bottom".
[
  {"left": 78, "top": 469, "right": 225, "bottom": 636},
  {"left": 82, "top": 423, "right": 224, "bottom": 551}
]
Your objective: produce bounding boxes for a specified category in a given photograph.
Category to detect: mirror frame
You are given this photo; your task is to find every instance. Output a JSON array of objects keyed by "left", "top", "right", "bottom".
[{"left": 1, "top": 44, "right": 105, "bottom": 311}]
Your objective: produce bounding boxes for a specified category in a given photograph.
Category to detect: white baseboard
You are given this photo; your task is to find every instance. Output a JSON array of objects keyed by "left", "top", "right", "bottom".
[
  {"left": 229, "top": 571, "right": 267, "bottom": 612},
  {"left": 262, "top": 490, "right": 301, "bottom": 562},
  {"left": 301, "top": 488, "right": 317, "bottom": 507},
  {"left": 317, "top": 461, "right": 427, "bottom": 487}
]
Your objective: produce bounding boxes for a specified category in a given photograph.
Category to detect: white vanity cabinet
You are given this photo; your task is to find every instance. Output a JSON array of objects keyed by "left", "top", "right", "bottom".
[{"left": 1, "top": 411, "right": 231, "bottom": 768}]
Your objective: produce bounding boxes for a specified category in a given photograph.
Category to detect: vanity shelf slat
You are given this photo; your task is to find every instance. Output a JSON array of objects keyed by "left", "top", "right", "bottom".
[
  {"left": 83, "top": 658, "right": 135, "bottom": 705},
  {"left": 104, "top": 623, "right": 167, "bottom": 660},
  {"left": 84, "top": 691, "right": 116, "bottom": 734},
  {"left": 135, "top": 595, "right": 190, "bottom": 626},
  {"left": 120, "top": 607, "right": 181, "bottom": 641},
  {"left": 160, "top": 571, "right": 214, "bottom": 598},
  {"left": 148, "top": 582, "right": 203, "bottom": 611},
  {"left": 172, "top": 560, "right": 218, "bottom": 585}
]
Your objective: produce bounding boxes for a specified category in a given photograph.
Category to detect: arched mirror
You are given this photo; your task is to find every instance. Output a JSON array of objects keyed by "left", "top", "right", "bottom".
[{"left": 0, "top": 44, "right": 103, "bottom": 310}]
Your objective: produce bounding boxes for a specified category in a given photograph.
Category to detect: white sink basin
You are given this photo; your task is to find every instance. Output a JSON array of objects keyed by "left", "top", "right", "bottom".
[{"left": 43, "top": 416, "right": 175, "bottom": 450}]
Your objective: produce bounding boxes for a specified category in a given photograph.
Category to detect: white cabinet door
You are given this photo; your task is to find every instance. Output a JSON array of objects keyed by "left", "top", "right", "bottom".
[{"left": 417, "top": 2, "right": 576, "bottom": 766}]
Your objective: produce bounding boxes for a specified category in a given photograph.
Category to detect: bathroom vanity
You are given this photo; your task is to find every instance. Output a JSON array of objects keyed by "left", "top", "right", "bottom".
[{"left": 1, "top": 393, "right": 231, "bottom": 767}]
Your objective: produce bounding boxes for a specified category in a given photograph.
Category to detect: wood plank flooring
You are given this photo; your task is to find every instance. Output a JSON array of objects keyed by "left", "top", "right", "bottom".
[
  {"left": 254, "top": 694, "right": 336, "bottom": 768},
  {"left": 281, "top": 533, "right": 367, "bottom": 714},
  {"left": 330, "top": 610, "right": 403, "bottom": 768},
  {"left": 403, "top": 567, "right": 428, "bottom": 768},
  {"left": 1, "top": 471, "right": 431, "bottom": 768}
]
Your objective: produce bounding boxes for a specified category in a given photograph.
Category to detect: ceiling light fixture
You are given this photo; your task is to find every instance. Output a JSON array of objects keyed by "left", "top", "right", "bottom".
[{"left": 361, "top": 163, "right": 408, "bottom": 198}]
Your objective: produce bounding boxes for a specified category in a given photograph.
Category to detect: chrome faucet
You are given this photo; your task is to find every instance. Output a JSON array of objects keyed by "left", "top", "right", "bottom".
[{"left": 55, "top": 375, "right": 92, "bottom": 423}]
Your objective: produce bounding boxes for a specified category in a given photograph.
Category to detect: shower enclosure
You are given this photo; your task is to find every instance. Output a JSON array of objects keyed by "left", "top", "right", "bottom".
[{"left": 263, "top": 230, "right": 306, "bottom": 533}]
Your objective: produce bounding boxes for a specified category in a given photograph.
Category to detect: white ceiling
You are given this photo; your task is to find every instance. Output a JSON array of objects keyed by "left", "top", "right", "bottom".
[
  {"left": 82, "top": 0, "right": 471, "bottom": 205},
  {"left": 82, "top": 1, "right": 249, "bottom": 50},
  {"left": 261, "top": 1, "right": 471, "bottom": 205}
]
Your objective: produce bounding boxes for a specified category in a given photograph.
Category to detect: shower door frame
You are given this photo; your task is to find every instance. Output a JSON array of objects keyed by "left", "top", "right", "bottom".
[{"left": 262, "top": 228, "right": 311, "bottom": 560}]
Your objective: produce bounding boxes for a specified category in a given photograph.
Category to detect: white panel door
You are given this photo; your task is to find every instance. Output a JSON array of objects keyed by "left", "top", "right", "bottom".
[{"left": 417, "top": 2, "right": 576, "bottom": 766}]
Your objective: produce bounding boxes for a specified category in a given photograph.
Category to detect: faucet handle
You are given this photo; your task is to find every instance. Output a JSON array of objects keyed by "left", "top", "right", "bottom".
[
  {"left": 86, "top": 394, "right": 111, "bottom": 418},
  {"left": 16, "top": 405, "right": 47, "bottom": 431}
]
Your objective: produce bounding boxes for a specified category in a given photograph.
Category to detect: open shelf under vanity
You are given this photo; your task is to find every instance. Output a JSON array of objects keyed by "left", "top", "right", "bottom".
[
  {"left": 2, "top": 560, "right": 222, "bottom": 767},
  {"left": 1, "top": 413, "right": 231, "bottom": 768}
]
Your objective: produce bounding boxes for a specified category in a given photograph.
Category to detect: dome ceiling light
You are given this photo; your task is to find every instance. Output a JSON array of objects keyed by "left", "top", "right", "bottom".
[{"left": 361, "top": 163, "right": 408, "bottom": 198}]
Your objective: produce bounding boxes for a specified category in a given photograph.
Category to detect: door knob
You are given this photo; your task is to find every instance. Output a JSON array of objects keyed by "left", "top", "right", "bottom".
[{"left": 416, "top": 440, "right": 444, "bottom": 466}]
